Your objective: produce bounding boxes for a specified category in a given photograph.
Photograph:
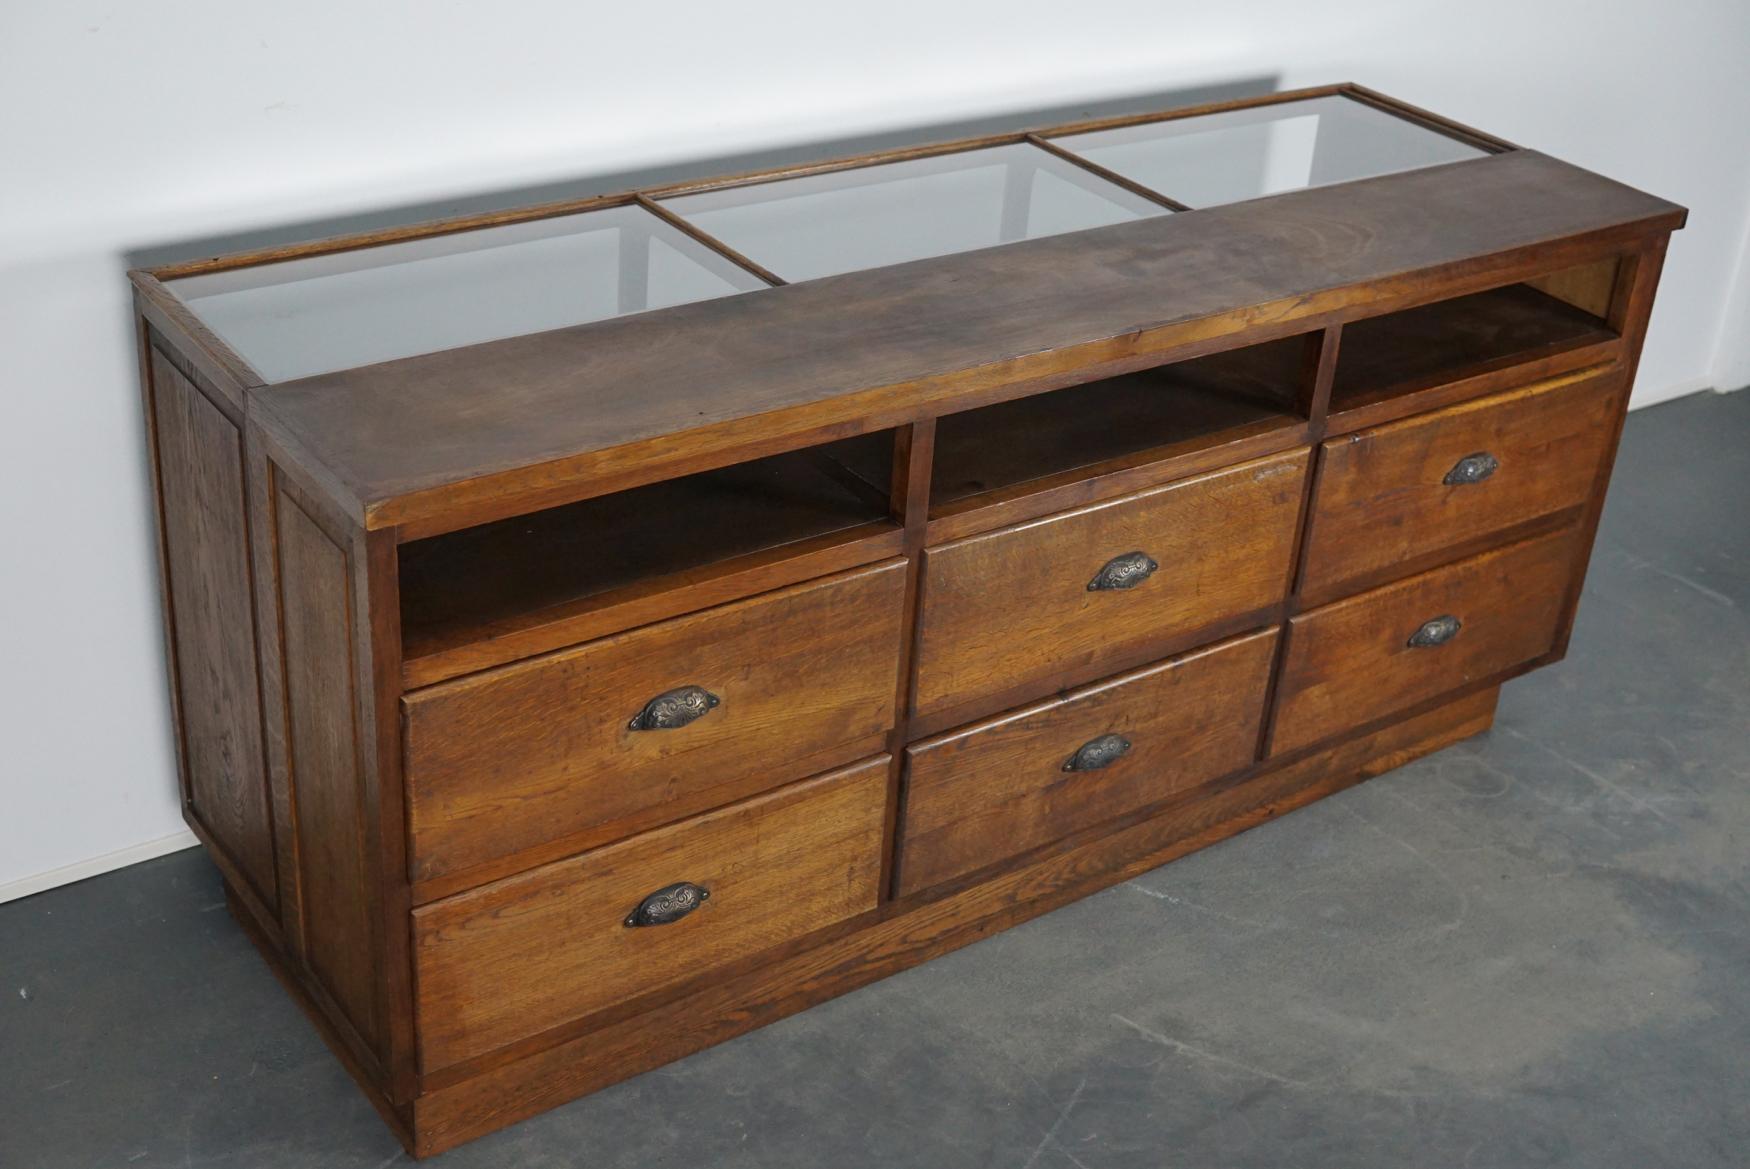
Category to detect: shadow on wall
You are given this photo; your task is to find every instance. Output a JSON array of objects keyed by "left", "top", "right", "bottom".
[{"left": 124, "top": 75, "right": 1280, "bottom": 271}]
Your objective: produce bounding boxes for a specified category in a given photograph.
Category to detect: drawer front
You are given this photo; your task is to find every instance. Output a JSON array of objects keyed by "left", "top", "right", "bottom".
[
  {"left": 1271, "top": 526, "right": 1581, "bottom": 756},
  {"left": 413, "top": 757, "right": 888, "bottom": 1072},
  {"left": 912, "top": 450, "right": 1307, "bottom": 719},
  {"left": 897, "top": 628, "right": 1279, "bottom": 897},
  {"left": 404, "top": 560, "right": 906, "bottom": 883},
  {"left": 1301, "top": 368, "right": 1623, "bottom": 599}
]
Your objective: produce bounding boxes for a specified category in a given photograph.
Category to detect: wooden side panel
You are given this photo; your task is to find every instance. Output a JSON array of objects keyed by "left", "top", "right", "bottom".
[
  {"left": 147, "top": 347, "right": 276, "bottom": 906},
  {"left": 275, "top": 494, "right": 381, "bottom": 1053}
]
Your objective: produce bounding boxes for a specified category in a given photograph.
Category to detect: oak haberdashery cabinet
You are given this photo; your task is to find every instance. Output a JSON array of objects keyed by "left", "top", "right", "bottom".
[{"left": 131, "top": 84, "right": 1684, "bottom": 1155}]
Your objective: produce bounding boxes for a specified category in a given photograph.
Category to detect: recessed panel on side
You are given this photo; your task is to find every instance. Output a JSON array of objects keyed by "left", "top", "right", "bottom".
[
  {"left": 148, "top": 348, "right": 276, "bottom": 907},
  {"left": 275, "top": 494, "right": 382, "bottom": 1055}
]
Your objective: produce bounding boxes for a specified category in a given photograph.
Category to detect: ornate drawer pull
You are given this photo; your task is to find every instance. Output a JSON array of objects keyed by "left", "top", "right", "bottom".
[
  {"left": 1087, "top": 551, "right": 1159, "bottom": 591},
  {"left": 1442, "top": 452, "right": 1500, "bottom": 486},
  {"left": 1063, "top": 733, "right": 1132, "bottom": 772},
  {"left": 625, "top": 882, "right": 710, "bottom": 927},
  {"left": 628, "top": 685, "right": 720, "bottom": 731},
  {"left": 1407, "top": 614, "right": 1462, "bottom": 648}
]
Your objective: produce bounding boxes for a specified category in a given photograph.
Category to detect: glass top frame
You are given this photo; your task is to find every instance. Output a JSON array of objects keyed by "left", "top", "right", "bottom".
[
  {"left": 167, "top": 199, "right": 772, "bottom": 383},
  {"left": 1046, "top": 93, "right": 1490, "bottom": 210},
  {"left": 151, "top": 86, "right": 1506, "bottom": 385},
  {"left": 656, "top": 141, "right": 1173, "bottom": 284}
]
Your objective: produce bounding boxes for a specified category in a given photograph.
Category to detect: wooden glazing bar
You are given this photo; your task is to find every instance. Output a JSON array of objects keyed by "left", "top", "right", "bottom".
[
  {"left": 1022, "top": 133, "right": 1191, "bottom": 211},
  {"left": 632, "top": 194, "right": 786, "bottom": 286}
]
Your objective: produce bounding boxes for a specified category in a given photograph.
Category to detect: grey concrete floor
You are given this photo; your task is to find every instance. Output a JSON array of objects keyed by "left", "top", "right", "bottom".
[{"left": 4, "top": 389, "right": 1747, "bottom": 1169}]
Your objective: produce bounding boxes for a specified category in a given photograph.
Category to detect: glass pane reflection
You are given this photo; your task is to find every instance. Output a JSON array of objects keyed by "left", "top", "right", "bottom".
[
  {"left": 170, "top": 204, "right": 767, "bottom": 382},
  {"left": 1051, "top": 95, "right": 1488, "bottom": 209},
  {"left": 660, "top": 143, "right": 1169, "bottom": 282}
]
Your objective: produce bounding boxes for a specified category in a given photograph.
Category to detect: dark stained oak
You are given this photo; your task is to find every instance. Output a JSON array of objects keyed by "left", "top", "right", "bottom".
[
  {"left": 131, "top": 85, "right": 1682, "bottom": 1158},
  {"left": 398, "top": 440, "right": 894, "bottom": 674},
  {"left": 243, "top": 150, "right": 1681, "bottom": 537},
  {"left": 1527, "top": 255, "right": 1620, "bottom": 319},
  {"left": 928, "top": 335, "right": 1306, "bottom": 509},
  {"left": 1272, "top": 526, "right": 1582, "bottom": 756},
  {"left": 897, "top": 628, "right": 1278, "bottom": 896},
  {"left": 912, "top": 450, "right": 1306, "bottom": 719},
  {"left": 1301, "top": 366, "right": 1627, "bottom": 602},
  {"left": 1330, "top": 281, "right": 1618, "bottom": 415},
  {"left": 406, "top": 686, "right": 1500, "bottom": 1156},
  {"left": 274, "top": 492, "right": 381, "bottom": 1055},
  {"left": 403, "top": 561, "right": 907, "bottom": 886},
  {"left": 412, "top": 758, "right": 889, "bottom": 1072},
  {"left": 146, "top": 348, "right": 277, "bottom": 907}
]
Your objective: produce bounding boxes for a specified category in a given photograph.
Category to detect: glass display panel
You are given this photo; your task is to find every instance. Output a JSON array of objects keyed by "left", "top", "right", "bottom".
[
  {"left": 660, "top": 143, "right": 1169, "bottom": 282},
  {"left": 169, "top": 204, "right": 768, "bottom": 382},
  {"left": 1051, "top": 95, "right": 1488, "bottom": 209}
]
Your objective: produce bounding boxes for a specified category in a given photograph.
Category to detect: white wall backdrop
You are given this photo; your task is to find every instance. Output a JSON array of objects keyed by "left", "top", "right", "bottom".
[{"left": 3, "top": 1, "right": 1748, "bottom": 899}]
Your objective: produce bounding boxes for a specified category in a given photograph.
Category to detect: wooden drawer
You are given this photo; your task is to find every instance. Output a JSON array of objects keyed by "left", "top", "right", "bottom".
[
  {"left": 413, "top": 756, "right": 888, "bottom": 1072},
  {"left": 1271, "top": 526, "right": 1581, "bottom": 756},
  {"left": 1301, "top": 367, "right": 1623, "bottom": 600},
  {"left": 403, "top": 560, "right": 906, "bottom": 884},
  {"left": 911, "top": 450, "right": 1306, "bottom": 721},
  {"left": 897, "top": 628, "right": 1279, "bottom": 897}
]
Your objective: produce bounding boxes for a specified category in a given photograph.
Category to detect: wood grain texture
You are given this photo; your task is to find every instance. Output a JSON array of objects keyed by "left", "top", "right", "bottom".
[
  {"left": 408, "top": 687, "right": 1498, "bottom": 1156},
  {"left": 242, "top": 431, "right": 304, "bottom": 954},
  {"left": 924, "top": 418, "right": 1308, "bottom": 546},
  {"left": 403, "top": 561, "right": 907, "bottom": 883},
  {"left": 897, "top": 628, "right": 1278, "bottom": 896},
  {"left": 245, "top": 150, "right": 1682, "bottom": 535},
  {"left": 1330, "top": 281, "right": 1615, "bottom": 411},
  {"left": 148, "top": 347, "right": 277, "bottom": 907},
  {"left": 275, "top": 493, "right": 380, "bottom": 1053},
  {"left": 355, "top": 524, "right": 419, "bottom": 1102},
  {"left": 131, "top": 273, "right": 264, "bottom": 407},
  {"left": 1271, "top": 526, "right": 1580, "bottom": 756},
  {"left": 413, "top": 757, "right": 889, "bottom": 1072},
  {"left": 928, "top": 336, "right": 1305, "bottom": 509},
  {"left": 1301, "top": 366, "right": 1627, "bottom": 602},
  {"left": 1527, "top": 256, "right": 1620, "bottom": 318},
  {"left": 126, "top": 84, "right": 1684, "bottom": 1159},
  {"left": 1322, "top": 344, "right": 1618, "bottom": 439},
  {"left": 398, "top": 443, "right": 893, "bottom": 672},
  {"left": 401, "top": 523, "right": 903, "bottom": 689},
  {"left": 912, "top": 451, "right": 1306, "bottom": 718}
]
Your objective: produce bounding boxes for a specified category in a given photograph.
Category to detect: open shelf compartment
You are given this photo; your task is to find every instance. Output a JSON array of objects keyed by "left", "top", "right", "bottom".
[
  {"left": 399, "top": 434, "right": 898, "bottom": 685},
  {"left": 927, "top": 334, "right": 1312, "bottom": 516},
  {"left": 1331, "top": 260, "right": 1621, "bottom": 419}
]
